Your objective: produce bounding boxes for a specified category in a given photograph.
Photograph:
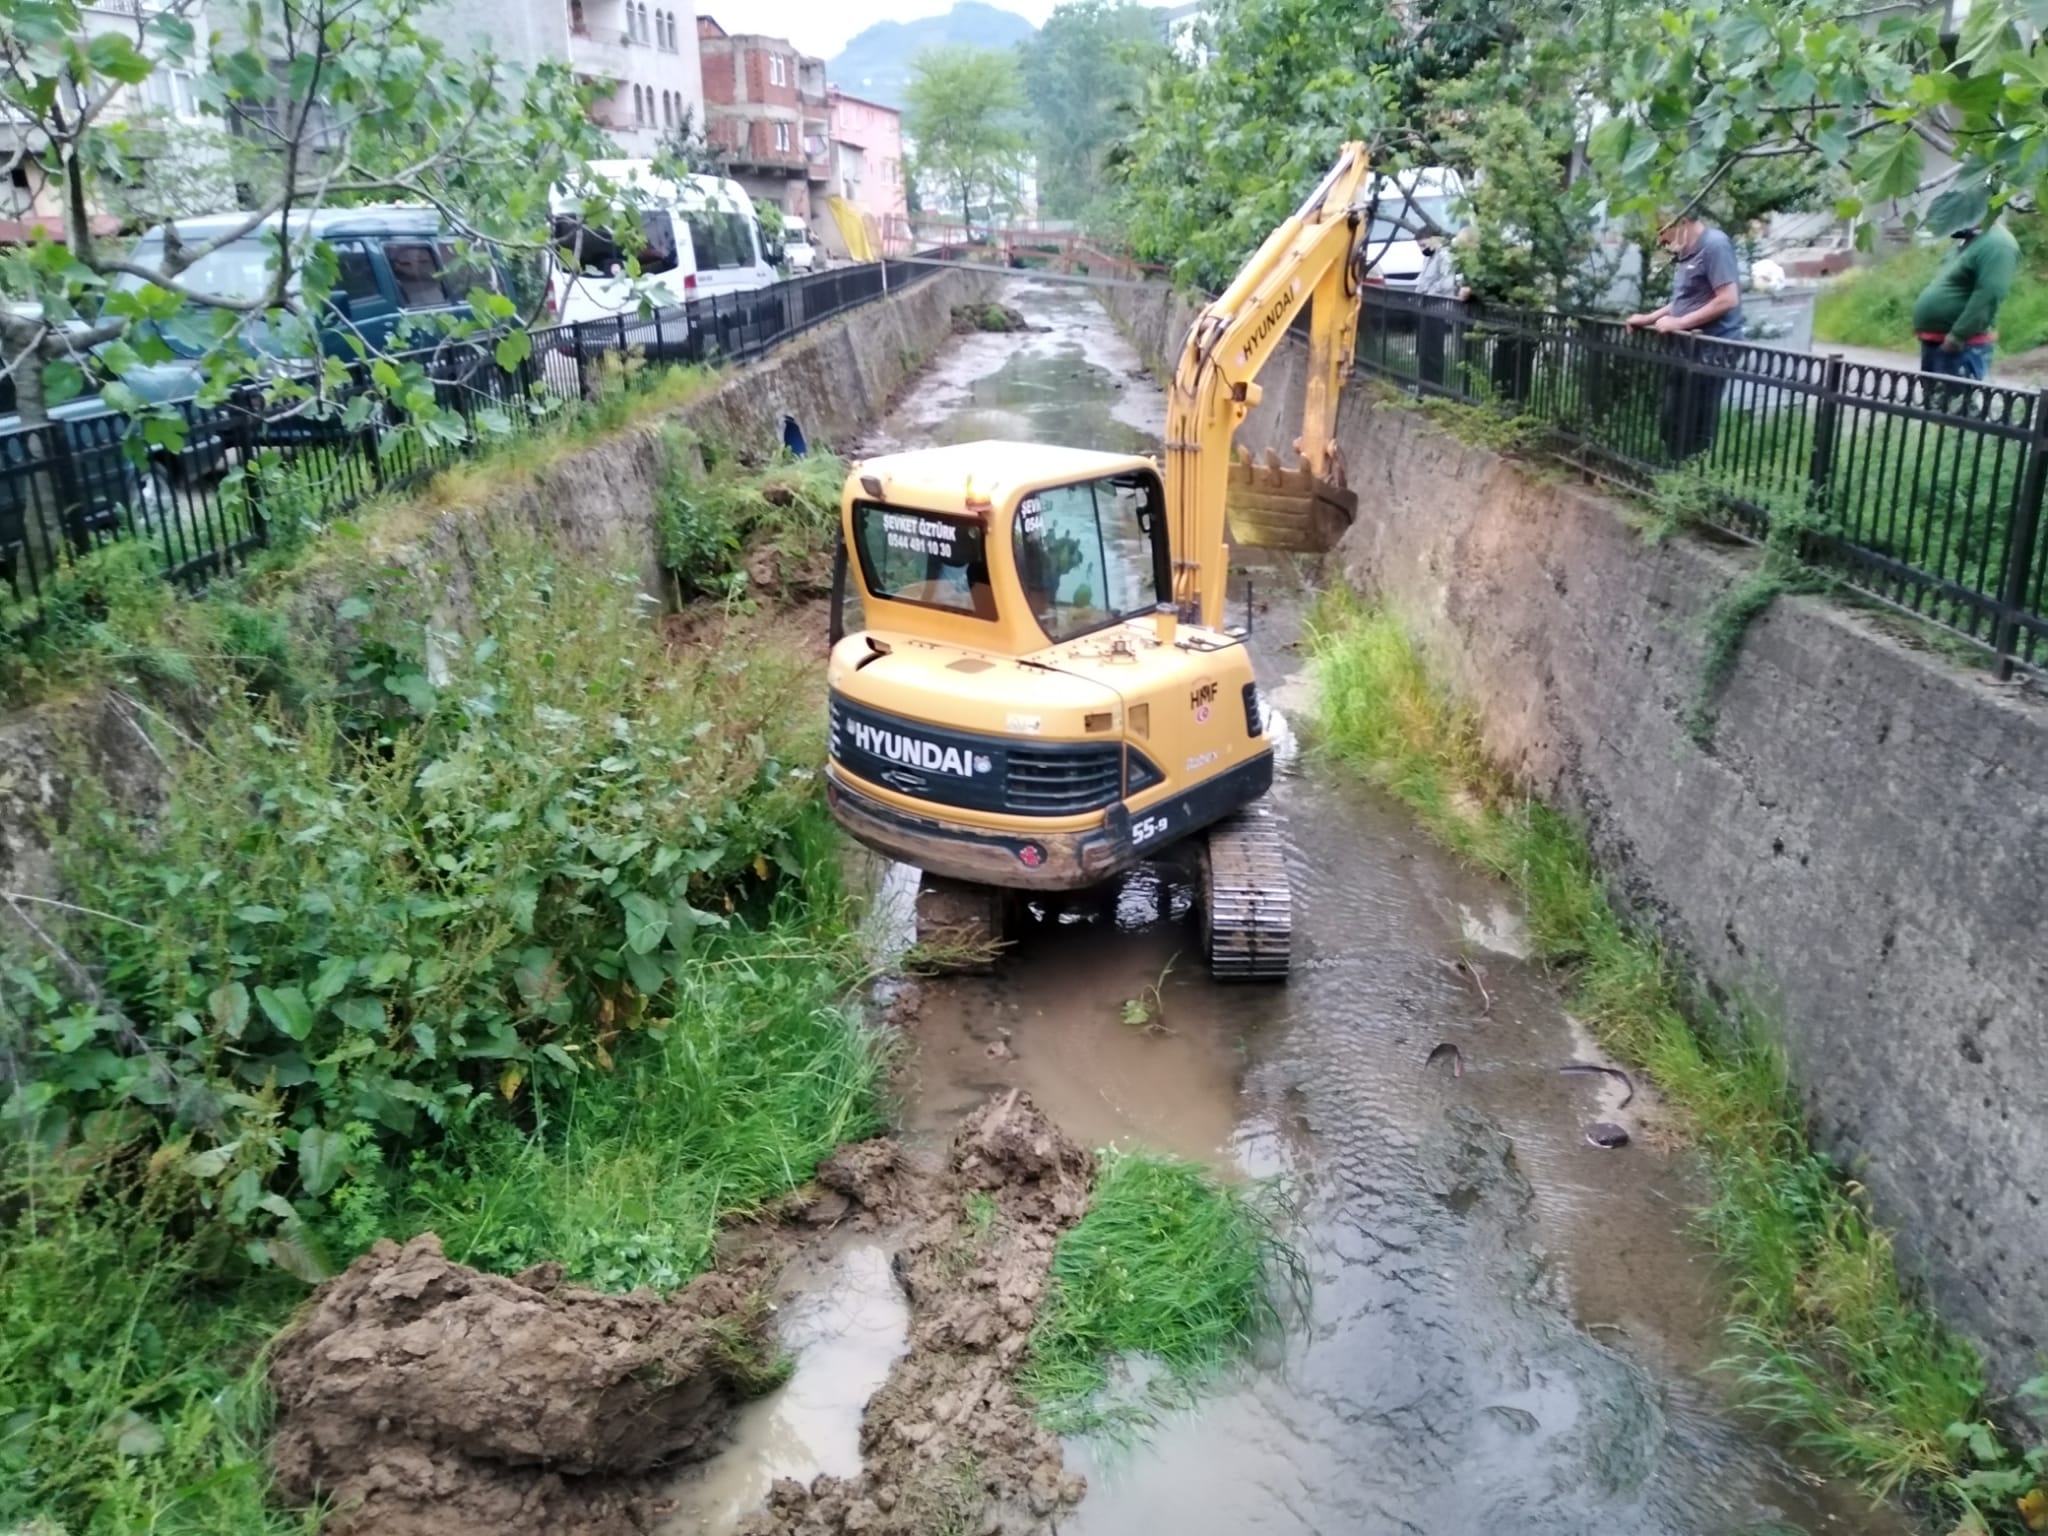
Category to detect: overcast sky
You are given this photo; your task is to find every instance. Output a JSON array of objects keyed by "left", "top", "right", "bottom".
[{"left": 723, "top": 0, "right": 1106, "bottom": 64}]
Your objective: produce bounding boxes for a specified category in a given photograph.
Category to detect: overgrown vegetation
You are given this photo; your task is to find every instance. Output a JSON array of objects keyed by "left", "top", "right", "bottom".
[
  {"left": 1018, "top": 1150, "right": 1302, "bottom": 1435},
  {"left": 1306, "top": 591, "right": 2048, "bottom": 1533},
  {"left": 0, "top": 356, "right": 722, "bottom": 707},
  {"left": 653, "top": 427, "right": 844, "bottom": 602},
  {"left": 0, "top": 406, "right": 872, "bottom": 1533}
]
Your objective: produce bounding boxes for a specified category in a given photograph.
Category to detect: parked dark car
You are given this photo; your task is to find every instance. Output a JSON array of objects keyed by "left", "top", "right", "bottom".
[{"left": 0, "top": 209, "right": 517, "bottom": 594}]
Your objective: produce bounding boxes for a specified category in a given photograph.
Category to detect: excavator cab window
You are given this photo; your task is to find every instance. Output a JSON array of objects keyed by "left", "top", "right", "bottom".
[
  {"left": 850, "top": 500, "right": 998, "bottom": 620},
  {"left": 1012, "top": 472, "right": 1165, "bottom": 644}
]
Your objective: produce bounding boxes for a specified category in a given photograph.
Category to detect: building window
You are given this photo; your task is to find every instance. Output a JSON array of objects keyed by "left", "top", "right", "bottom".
[
  {"left": 662, "top": 91, "right": 674, "bottom": 127},
  {"left": 568, "top": 0, "right": 585, "bottom": 34},
  {"left": 769, "top": 54, "right": 786, "bottom": 86},
  {"left": 774, "top": 121, "right": 791, "bottom": 152}
]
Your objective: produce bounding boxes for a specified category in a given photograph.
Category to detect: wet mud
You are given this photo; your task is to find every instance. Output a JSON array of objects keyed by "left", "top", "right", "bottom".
[
  {"left": 268, "top": 1232, "right": 791, "bottom": 1536},
  {"left": 731, "top": 1092, "right": 1095, "bottom": 1536}
]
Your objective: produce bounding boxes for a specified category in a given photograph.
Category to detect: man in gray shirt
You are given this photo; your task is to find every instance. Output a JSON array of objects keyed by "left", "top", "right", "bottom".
[{"left": 1625, "top": 210, "right": 1746, "bottom": 459}]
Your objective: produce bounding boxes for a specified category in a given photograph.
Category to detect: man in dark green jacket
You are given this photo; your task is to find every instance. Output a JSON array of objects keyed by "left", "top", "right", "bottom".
[{"left": 1912, "top": 219, "right": 2020, "bottom": 382}]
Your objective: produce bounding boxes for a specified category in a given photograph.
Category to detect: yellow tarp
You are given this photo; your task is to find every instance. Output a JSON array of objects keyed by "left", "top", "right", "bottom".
[{"left": 826, "top": 196, "right": 879, "bottom": 263}]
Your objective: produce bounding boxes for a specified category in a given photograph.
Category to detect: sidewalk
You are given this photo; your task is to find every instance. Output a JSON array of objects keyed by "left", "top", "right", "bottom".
[{"left": 1814, "top": 338, "right": 2048, "bottom": 389}]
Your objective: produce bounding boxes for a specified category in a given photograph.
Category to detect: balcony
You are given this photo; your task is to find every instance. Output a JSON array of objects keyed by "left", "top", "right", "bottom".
[{"left": 568, "top": 26, "right": 635, "bottom": 81}]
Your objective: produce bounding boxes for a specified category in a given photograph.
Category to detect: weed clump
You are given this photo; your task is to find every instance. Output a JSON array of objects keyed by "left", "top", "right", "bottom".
[
  {"left": 1018, "top": 1150, "right": 1301, "bottom": 1435},
  {"left": 653, "top": 428, "right": 844, "bottom": 601},
  {"left": 1305, "top": 590, "right": 2048, "bottom": 1532}
]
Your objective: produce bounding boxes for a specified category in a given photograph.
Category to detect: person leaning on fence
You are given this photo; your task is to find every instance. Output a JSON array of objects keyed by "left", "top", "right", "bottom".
[
  {"left": 1625, "top": 210, "right": 1745, "bottom": 463},
  {"left": 1911, "top": 213, "right": 2018, "bottom": 387},
  {"left": 1413, "top": 229, "right": 1468, "bottom": 392}
]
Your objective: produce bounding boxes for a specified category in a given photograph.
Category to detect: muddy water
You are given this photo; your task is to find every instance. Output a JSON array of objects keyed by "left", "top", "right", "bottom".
[
  {"left": 658, "top": 1242, "right": 910, "bottom": 1534},
  {"left": 684, "top": 277, "right": 1907, "bottom": 1535}
]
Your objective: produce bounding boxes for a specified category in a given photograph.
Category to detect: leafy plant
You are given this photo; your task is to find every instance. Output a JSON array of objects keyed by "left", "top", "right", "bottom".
[
  {"left": 6, "top": 517, "right": 827, "bottom": 1247},
  {"left": 1119, "top": 953, "right": 1177, "bottom": 1034}
]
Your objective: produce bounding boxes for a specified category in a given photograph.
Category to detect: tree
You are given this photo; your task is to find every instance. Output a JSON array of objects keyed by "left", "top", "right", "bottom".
[
  {"left": 1114, "top": 0, "right": 1560, "bottom": 289},
  {"left": 903, "top": 45, "right": 1028, "bottom": 235},
  {"left": 1588, "top": 0, "right": 2048, "bottom": 244},
  {"left": 0, "top": 0, "right": 615, "bottom": 444},
  {"left": 1020, "top": 0, "right": 1165, "bottom": 224}
]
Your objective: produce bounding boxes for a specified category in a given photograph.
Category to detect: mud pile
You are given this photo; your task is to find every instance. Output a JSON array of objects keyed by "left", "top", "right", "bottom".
[
  {"left": 269, "top": 1233, "right": 786, "bottom": 1536},
  {"left": 738, "top": 1090, "right": 1094, "bottom": 1536}
]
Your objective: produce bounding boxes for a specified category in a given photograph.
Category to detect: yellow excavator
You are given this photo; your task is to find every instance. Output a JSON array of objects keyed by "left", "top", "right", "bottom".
[{"left": 823, "top": 144, "right": 1374, "bottom": 979}]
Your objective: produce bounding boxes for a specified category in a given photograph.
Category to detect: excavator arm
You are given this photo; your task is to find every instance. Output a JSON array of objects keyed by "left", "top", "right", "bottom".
[{"left": 1164, "top": 142, "right": 1374, "bottom": 630}]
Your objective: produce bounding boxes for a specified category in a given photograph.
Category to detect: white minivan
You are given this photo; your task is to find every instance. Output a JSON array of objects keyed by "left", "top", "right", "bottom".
[
  {"left": 546, "top": 162, "right": 776, "bottom": 330},
  {"left": 1362, "top": 168, "right": 1467, "bottom": 288},
  {"left": 782, "top": 218, "right": 818, "bottom": 273}
]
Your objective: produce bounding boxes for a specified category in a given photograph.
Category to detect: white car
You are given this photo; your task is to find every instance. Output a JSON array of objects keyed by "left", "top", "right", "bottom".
[
  {"left": 1362, "top": 167, "right": 1467, "bottom": 289},
  {"left": 783, "top": 219, "right": 818, "bottom": 273},
  {"left": 545, "top": 162, "right": 776, "bottom": 332}
]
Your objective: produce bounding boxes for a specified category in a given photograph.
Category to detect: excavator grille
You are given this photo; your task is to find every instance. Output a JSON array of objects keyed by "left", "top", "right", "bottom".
[
  {"left": 1004, "top": 746, "right": 1123, "bottom": 814},
  {"left": 1225, "top": 449, "right": 1357, "bottom": 554}
]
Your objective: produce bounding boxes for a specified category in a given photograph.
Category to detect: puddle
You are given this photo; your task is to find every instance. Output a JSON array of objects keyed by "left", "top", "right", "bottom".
[
  {"left": 1459, "top": 899, "right": 1533, "bottom": 958},
  {"left": 836, "top": 277, "right": 1906, "bottom": 1535},
  {"left": 657, "top": 1243, "right": 909, "bottom": 1534}
]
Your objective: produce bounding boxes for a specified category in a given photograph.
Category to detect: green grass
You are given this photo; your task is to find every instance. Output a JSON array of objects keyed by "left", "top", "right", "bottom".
[
  {"left": 0, "top": 1154, "right": 316, "bottom": 1536},
  {"left": 1305, "top": 590, "right": 2047, "bottom": 1532},
  {"left": 1815, "top": 243, "right": 2048, "bottom": 357},
  {"left": 373, "top": 867, "right": 891, "bottom": 1291},
  {"left": 1017, "top": 1150, "right": 1302, "bottom": 1436}
]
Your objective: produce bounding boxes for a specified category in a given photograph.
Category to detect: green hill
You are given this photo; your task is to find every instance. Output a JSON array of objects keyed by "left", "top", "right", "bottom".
[{"left": 827, "top": 2, "right": 1038, "bottom": 108}]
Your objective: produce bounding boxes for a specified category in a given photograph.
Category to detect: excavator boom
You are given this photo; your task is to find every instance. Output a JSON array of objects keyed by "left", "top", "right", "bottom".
[{"left": 1166, "top": 142, "right": 1374, "bottom": 629}]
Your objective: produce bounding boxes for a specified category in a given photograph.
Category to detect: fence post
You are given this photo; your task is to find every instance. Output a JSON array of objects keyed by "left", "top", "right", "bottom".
[
  {"left": 1990, "top": 386, "right": 2048, "bottom": 678},
  {"left": 1805, "top": 351, "right": 1845, "bottom": 501}
]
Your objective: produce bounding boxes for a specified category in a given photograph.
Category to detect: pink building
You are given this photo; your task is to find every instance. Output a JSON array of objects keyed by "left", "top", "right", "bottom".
[{"left": 826, "top": 87, "right": 908, "bottom": 243}]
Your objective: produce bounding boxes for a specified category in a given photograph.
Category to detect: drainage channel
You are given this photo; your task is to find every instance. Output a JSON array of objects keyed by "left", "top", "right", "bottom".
[{"left": 672, "top": 276, "right": 1906, "bottom": 1536}]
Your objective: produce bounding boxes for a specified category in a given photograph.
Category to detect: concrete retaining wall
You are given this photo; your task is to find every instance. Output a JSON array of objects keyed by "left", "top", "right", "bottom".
[
  {"left": 0, "top": 268, "right": 988, "bottom": 908},
  {"left": 1105, "top": 280, "right": 2048, "bottom": 1400}
]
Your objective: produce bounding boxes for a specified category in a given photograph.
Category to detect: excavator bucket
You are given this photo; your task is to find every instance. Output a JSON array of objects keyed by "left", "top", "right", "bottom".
[{"left": 1224, "top": 447, "right": 1357, "bottom": 553}]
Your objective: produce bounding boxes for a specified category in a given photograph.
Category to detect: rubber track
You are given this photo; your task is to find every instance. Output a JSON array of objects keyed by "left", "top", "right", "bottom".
[{"left": 1204, "top": 800, "right": 1292, "bottom": 980}]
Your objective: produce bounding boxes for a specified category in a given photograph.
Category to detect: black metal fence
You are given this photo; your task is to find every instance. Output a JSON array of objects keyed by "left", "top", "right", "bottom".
[
  {"left": 1, "top": 259, "right": 937, "bottom": 624},
  {"left": 1357, "top": 287, "right": 2048, "bottom": 677}
]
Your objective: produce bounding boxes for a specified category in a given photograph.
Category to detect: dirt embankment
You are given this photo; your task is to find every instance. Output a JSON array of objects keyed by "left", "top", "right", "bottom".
[
  {"left": 268, "top": 1092, "right": 1094, "bottom": 1536},
  {"left": 268, "top": 1232, "right": 793, "bottom": 1536}
]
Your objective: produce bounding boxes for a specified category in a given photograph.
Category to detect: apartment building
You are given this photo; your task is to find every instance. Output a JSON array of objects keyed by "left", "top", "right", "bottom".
[
  {"left": 824, "top": 88, "right": 908, "bottom": 242},
  {"left": 696, "top": 15, "right": 826, "bottom": 218},
  {"left": 425, "top": 0, "right": 705, "bottom": 158},
  {"left": 2, "top": 0, "right": 224, "bottom": 242}
]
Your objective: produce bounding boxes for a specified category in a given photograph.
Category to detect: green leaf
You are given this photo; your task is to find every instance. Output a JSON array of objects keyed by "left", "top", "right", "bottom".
[
  {"left": 334, "top": 997, "right": 386, "bottom": 1034},
  {"left": 624, "top": 948, "right": 666, "bottom": 995},
  {"left": 86, "top": 32, "right": 155, "bottom": 84},
  {"left": 1852, "top": 128, "right": 1924, "bottom": 202},
  {"left": 1925, "top": 177, "right": 1990, "bottom": 238},
  {"left": 620, "top": 891, "right": 669, "bottom": 955},
  {"left": 297, "top": 1126, "right": 346, "bottom": 1197},
  {"left": 366, "top": 950, "right": 412, "bottom": 987},
  {"left": 494, "top": 329, "right": 532, "bottom": 370},
  {"left": 43, "top": 360, "right": 85, "bottom": 406},
  {"left": 386, "top": 672, "right": 437, "bottom": 715},
  {"left": 309, "top": 953, "right": 356, "bottom": 1004},
  {"left": 209, "top": 981, "right": 250, "bottom": 1040},
  {"left": 255, "top": 984, "right": 315, "bottom": 1041},
  {"left": 235, "top": 904, "right": 285, "bottom": 925},
  {"left": 337, "top": 595, "right": 372, "bottom": 622},
  {"left": 2018, "top": 1373, "right": 2048, "bottom": 1400},
  {"left": 410, "top": 1021, "right": 438, "bottom": 1059}
]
